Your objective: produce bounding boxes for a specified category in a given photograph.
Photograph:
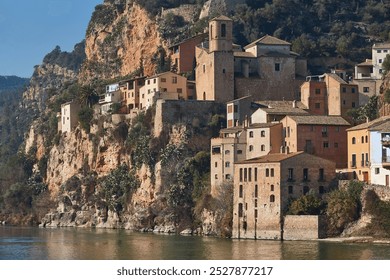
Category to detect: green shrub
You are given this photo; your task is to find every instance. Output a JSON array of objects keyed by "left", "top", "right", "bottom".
[{"left": 78, "top": 107, "right": 94, "bottom": 133}]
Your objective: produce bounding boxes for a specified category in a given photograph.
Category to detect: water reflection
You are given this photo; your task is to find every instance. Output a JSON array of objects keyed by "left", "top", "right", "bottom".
[{"left": 1, "top": 226, "right": 390, "bottom": 260}]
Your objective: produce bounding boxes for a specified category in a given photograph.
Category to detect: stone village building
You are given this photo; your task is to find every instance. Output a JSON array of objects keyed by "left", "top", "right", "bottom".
[
  {"left": 353, "top": 43, "right": 390, "bottom": 104},
  {"left": 195, "top": 16, "right": 307, "bottom": 103},
  {"left": 347, "top": 115, "right": 390, "bottom": 185},
  {"left": 232, "top": 152, "right": 335, "bottom": 240},
  {"left": 58, "top": 100, "right": 81, "bottom": 133}
]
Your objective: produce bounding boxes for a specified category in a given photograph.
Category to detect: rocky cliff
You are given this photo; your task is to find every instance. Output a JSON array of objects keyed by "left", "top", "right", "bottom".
[{"left": 80, "top": 1, "right": 164, "bottom": 82}]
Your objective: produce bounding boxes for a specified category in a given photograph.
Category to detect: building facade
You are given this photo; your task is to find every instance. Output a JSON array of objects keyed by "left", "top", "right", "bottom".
[
  {"left": 232, "top": 152, "right": 335, "bottom": 239},
  {"left": 59, "top": 100, "right": 81, "bottom": 133},
  {"left": 282, "top": 115, "right": 350, "bottom": 168},
  {"left": 347, "top": 116, "right": 390, "bottom": 184}
]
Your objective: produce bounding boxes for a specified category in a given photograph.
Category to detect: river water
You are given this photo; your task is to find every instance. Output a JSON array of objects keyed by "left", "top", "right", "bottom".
[{"left": 1, "top": 226, "right": 390, "bottom": 260}]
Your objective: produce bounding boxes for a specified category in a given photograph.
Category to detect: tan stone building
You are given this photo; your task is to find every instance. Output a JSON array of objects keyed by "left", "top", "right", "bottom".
[
  {"left": 232, "top": 152, "right": 335, "bottom": 239},
  {"left": 139, "top": 71, "right": 188, "bottom": 110},
  {"left": 353, "top": 43, "right": 390, "bottom": 104},
  {"left": 281, "top": 115, "right": 350, "bottom": 168},
  {"left": 210, "top": 122, "right": 283, "bottom": 196},
  {"left": 58, "top": 100, "right": 81, "bottom": 133},
  {"left": 195, "top": 16, "right": 307, "bottom": 103},
  {"left": 119, "top": 77, "right": 145, "bottom": 113},
  {"left": 301, "top": 73, "right": 359, "bottom": 119},
  {"left": 250, "top": 101, "right": 308, "bottom": 124},
  {"left": 346, "top": 116, "right": 390, "bottom": 184}
]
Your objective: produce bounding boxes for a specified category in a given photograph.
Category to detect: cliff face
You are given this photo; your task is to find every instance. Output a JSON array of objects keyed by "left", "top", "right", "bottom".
[{"left": 80, "top": 1, "right": 164, "bottom": 82}]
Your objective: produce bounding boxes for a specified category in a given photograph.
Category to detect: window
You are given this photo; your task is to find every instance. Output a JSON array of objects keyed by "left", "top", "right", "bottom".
[
  {"left": 261, "top": 130, "right": 266, "bottom": 137},
  {"left": 270, "top": 185, "right": 274, "bottom": 192},
  {"left": 315, "top": 103, "right": 321, "bottom": 109},
  {"left": 385, "top": 50, "right": 388, "bottom": 53},
  {"left": 361, "top": 153, "right": 365, "bottom": 167},
  {"left": 375, "top": 168, "right": 380, "bottom": 174},
  {"left": 222, "top": 69, "right": 226, "bottom": 74},
  {"left": 225, "top": 150, "right": 230, "bottom": 155},
  {"left": 255, "top": 199, "right": 258, "bottom": 208},
  {"left": 248, "top": 168, "right": 252, "bottom": 182},
  {"left": 270, "top": 195, "right": 275, "bottom": 203},
  {"left": 249, "top": 131, "right": 254, "bottom": 138},
  {"left": 361, "top": 136, "right": 364, "bottom": 143},
  {"left": 334, "top": 142, "right": 339, "bottom": 148},
  {"left": 249, "top": 145, "right": 254, "bottom": 152},
  {"left": 225, "top": 162, "right": 230, "bottom": 168},
  {"left": 254, "top": 168, "right": 258, "bottom": 181},
  {"left": 225, "top": 174, "right": 231, "bottom": 180},
  {"left": 351, "top": 154, "right": 357, "bottom": 168},
  {"left": 214, "top": 162, "right": 218, "bottom": 168},
  {"left": 315, "top": 88, "right": 321, "bottom": 94},
  {"left": 275, "top": 63, "right": 280, "bottom": 71},
  {"left": 319, "top": 168, "right": 324, "bottom": 181},
  {"left": 238, "top": 203, "right": 243, "bottom": 217},
  {"left": 255, "top": 185, "right": 258, "bottom": 197},
  {"left": 215, "top": 174, "right": 218, "bottom": 179},
  {"left": 342, "top": 87, "right": 346, "bottom": 93},
  {"left": 203, "top": 65, "right": 206, "bottom": 73},
  {"left": 237, "top": 150, "right": 243, "bottom": 154},
  {"left": 352, "top": 102, "right": 356, "bottom": 108},
  {"left": 244, "top": 168, "right": 247, "bottom": 182},
  {"left": 254, "top": 209, "right": 258, "bottom": 218},
  {"left": 365, "top": 136, "right": 368, "bottom": 143},
  {"left": 239, "top": 185, "right": 243, "bottom": 198},
  {"left": 379, "top": 59, "right": 383, "bottom": 63},
  {"left": 352, "top": 88, "right": 356, "bottom": 93},
  {"left": 378, "top": 50, "right": 382, "bottom": 53},
  {"left": 303, "top": 186, "right": 309, "bottom": 195},
  {"left": 270, "top": 168, "right": 274, "bottom": 177},
  {"left": 147, "top": 80, "right": 150, "bottom": 85},
  {"left": 288, "top": 168, "right": 294, "bottom": 181},
  {"left": 221, "top": 23, "right": 226, "bottom": 37},
  {"left": 303, "top": 168, "right": 309, "bottom": 181},
  {"left": 212, "top": 146, "right": 221, "bottom": 154},
  {"left": 239, "top": 168, "right": 243, "bottom": 182},
  {"left": 177, "top": 88, "right": 182, "bottom": 93},
  {"left": 352, "top": 137, "right": 356, "bottom": 144},
  {"left": 323, "top": 142, "right": 329, "bottom": 148},
  {"left": 153, "top": 78, "right": 156, "bottom": 84},
  {"left": 288, "top": 185, "right": 293, "bottom": 194},
  {"left": 363, "top": 87, "right": 369, "bottom": 93},
  {"left": 227, "top": 105, "right": 233, "bottom": 113},
  {"left": 266, "top": 168, "right": 269, "bottom": 177},
  {"left": 322, "top": 126, "right": 328, "bottom": 137},
  {"left": 172, "top": 76, "right": 177, "bottom": 84},
  {"left": 261, "top": 145, "right": 265, "bottom": 151}
]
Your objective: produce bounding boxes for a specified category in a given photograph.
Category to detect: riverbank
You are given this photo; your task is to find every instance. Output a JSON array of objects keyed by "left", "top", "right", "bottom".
[{"left": 321, "top": 236, "right": 390, "bottom": 244}]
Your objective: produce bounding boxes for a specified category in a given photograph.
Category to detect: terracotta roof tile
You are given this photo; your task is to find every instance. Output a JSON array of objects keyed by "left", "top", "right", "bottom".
[{"left": 287, "top": 115, "right": 351, "bottom": 126}]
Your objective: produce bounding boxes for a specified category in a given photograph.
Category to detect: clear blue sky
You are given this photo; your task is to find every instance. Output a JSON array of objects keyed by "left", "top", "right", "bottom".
[{"left": 0, "top": 0, "right": 102, "bottom": 78}]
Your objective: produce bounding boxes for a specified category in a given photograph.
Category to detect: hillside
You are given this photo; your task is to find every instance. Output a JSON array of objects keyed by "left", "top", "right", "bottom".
[{"left": 0, "top": 76, "right": 29, "bottom": 92}]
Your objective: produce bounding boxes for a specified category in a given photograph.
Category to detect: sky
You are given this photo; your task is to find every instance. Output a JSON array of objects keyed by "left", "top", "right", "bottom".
[{"left": 0, "top": 0, "right": 102, "bottom": 78}]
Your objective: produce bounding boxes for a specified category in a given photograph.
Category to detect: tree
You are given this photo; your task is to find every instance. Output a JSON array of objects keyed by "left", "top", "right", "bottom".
[
  {"left": 382, "top": 54, "right": 390, "bottom": 75},
  {"left": 287, "top": 193, "right": 326, "bottom": 215},
  {"left": 78, "top": 107, "right": 93, "bottom": 133},
  {"left": 78, "top": 85, "right": 98, "bottom": 108}
]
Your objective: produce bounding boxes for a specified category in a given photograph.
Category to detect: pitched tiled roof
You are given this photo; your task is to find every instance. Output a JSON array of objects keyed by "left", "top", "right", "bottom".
[
  {"left": 373, "top": 43, "right": 390, "bottom": 49},
  {"left": 357, "top": 59, "right": 373, "bottom": 67},
  {"left": 237, "top": 152, "right": 304, "bottom": 164},
  {"left": 211, "top": 15, "right": 232, "bottom": 21},
  {"left": 245, "top": 35, "right": 291, "bottom": 49},
  {"left": 325, "top": 73, "right": 348, "bottom": 84},
  {"left": 256, "top": 100, "right": 307, "bottom": 110},
  {"left": 249, "top": 123, "right": 281, "bottom": 129},
  {"left": 347, "top": 116, "right": 390, "bottom": 131},
  {"left": 287, "top": 115, "right": 351, "bottom": 126}
]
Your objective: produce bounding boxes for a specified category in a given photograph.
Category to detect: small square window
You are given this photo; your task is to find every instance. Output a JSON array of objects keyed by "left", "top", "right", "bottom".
[
  {"left": 323, "top": 142, "right": 329, "bottom": 148},
  {"left": 275, "top": 63, "right": 280, "bottom": 71}
]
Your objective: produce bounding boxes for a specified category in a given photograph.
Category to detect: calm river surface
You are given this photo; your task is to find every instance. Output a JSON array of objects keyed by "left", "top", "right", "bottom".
[{"left": 1, "top": 226, "right": 390, "bottom": 260}]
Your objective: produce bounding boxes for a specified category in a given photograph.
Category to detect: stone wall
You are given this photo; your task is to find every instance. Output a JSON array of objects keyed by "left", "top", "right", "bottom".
[
  {"left": 283, "top": 215, "right": 327, "bottom": 240},
  {"left": 154, "top": 99, "right": 223, "bottom": 136}
]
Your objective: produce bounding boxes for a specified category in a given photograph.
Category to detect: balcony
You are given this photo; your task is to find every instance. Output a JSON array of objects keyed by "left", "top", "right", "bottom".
[
  {"left": 382, "top": 136, "right": 390, "bottom": 147},
  {"left": 383, "top": 156, "right": 390, "bottom": 168}
]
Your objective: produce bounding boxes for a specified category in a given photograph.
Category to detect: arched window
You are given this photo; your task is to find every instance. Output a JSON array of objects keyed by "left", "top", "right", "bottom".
[
  {"left": 225, "top": 150, "right": 230, "bottom": 154},
  {"left": 365, "top": 135, "right": 368, "bottom": 143},
  {"left": 249, "top": 131, "right": 254, "bottom": 138},
  {"left": 361, "top": 136, "right": 364, "bottom": 143},
  {"left": 261, "top": 130, "right": 265, "bottom": 137},
  {"left": 270, "top": 185, "right": 274, "bottom": 191},
  {"left": 352, "top": 137, "right": 356, "bottom": 144},
  {"left": 261, "top": 145, "right": 265, "bottom": 151},
  {"left": 249, "top": 145, "right": 254, "bottom": 151},
  {"left": 270, "top": 195, "right": 275, "bottom": 203}
]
